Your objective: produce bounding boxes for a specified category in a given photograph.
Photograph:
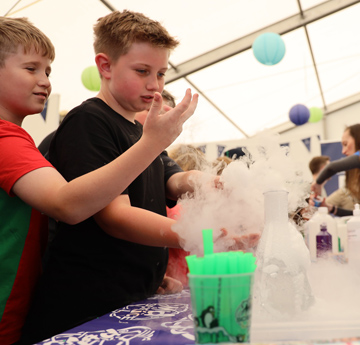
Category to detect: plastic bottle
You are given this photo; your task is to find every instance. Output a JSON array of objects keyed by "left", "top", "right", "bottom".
[
  {"left": 316, "top": 222, "right": 332, "bottom": 258},
  {"left": 306, "top": 207, "right": 338, "bottom": 262},
  {"left": 335, "top": 216, "right": 349, "bottom": 263},
  {"left": 346, "top": 203, "right": 360, "bottom": 270}
]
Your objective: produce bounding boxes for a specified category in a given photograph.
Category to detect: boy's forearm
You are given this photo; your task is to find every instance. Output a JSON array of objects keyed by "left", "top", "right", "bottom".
[
  {"left": 56, "top": 136, "right": 168, "bottom": 223},
  {"left": 95, "top": 206, "right": 182, "bottom": 248}
]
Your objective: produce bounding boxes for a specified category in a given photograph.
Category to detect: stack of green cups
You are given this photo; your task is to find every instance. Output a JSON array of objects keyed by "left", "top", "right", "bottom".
[{"left": 186, "top": 229, "right": 257, "bottom": 344}]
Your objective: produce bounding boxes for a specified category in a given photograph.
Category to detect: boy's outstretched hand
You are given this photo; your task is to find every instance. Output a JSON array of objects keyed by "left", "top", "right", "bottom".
[{"left": 143, "top": 89, "right": 198, "bottom": 151}]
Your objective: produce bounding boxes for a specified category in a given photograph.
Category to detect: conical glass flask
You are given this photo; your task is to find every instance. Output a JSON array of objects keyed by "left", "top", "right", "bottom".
[{"left": 254, "top": 190, "right": 314, "bottom": 317}]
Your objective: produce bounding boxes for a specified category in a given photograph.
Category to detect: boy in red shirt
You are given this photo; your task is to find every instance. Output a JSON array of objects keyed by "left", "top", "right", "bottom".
[{"left": 0, "top": 16, "right": 198, "bottom": 345}]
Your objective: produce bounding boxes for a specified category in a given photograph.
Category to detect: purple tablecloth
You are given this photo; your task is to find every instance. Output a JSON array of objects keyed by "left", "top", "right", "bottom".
[{"left": 34, "top": 289, "right": 195, "bottom": 345}]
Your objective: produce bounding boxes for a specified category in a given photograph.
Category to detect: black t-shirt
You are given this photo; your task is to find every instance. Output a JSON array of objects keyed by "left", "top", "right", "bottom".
[{"left": 23, "top": 98, "right": 183, "bottom": 341}]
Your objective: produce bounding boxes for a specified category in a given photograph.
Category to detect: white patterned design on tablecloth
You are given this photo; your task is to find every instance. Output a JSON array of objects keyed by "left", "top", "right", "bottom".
[
  {"left": 110, "top": 303, "right": 188, "bottom": 321},
  {"left": 161, "top": 314, "right": 195, "bottom": 341},
  {"left": 39, "top": 326, "right": 154, "bottom": 345}
]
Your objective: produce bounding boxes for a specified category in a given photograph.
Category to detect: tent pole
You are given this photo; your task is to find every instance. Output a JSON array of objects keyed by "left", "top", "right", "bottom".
[{"left": 99, "top": 0, "right": 116, "bottom": 12}]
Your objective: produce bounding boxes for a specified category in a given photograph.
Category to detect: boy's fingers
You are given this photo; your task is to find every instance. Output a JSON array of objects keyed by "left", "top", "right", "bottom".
[
  {"left": 146, "top": 92, "right": 162, "bottom": 121},
  {"left": 170, "top": 91, "right": 198, "bottom": 126},
  {"left": 180, "top": 93, "right": 198, "bottom": 123}
]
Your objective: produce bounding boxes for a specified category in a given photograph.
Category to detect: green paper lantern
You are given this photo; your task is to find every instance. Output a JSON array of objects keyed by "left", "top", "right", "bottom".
[
  {"left": 81, "top": 66, "right": 100, "bottom": 91},
  {"left": 308, "top": 107, "right": 323, "bottom": 123}
]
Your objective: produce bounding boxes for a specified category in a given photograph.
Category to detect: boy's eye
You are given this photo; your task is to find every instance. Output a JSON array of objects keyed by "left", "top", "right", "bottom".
[
  {"left": 26, "top": 67, "right": 35, "bottom": 72},
  {"left": 136, "top": 69, "right": 147, "bottom": 74},
  {"left": 158, "top": 72, "right": 165, "bottom": 78}
]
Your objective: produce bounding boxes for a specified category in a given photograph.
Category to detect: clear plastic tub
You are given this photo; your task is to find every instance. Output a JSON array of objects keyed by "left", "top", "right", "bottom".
[{"left": 251, "top": 319, "right": 360, "bottom": 341}]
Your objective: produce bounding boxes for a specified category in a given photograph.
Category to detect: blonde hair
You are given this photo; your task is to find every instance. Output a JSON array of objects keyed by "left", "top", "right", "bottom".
[
  {"left": 0, "top": 17, "right": 55, "bottom": 67},
  {"left": 168, "top": 145, "right": 209, "bottom": 172},
  {"left": 213, "top": 156, "right": 233, "bottom": 175},
  {"left": 93, "top": 10, "right": 179, "bottom": 62}
]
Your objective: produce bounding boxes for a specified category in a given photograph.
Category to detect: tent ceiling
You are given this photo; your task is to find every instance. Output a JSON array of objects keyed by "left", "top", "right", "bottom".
[{"left": 2, "top": 0, "right": 360, "bottom": 145}]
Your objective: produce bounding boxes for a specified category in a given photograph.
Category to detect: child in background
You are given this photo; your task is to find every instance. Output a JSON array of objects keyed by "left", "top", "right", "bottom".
[
  {"left": 166, "top": 144, "right": 211, "bottom": 287},
  {"left": 0, "top": 16, "right": 196, "bottom": 345},
  {"left": 21, "top": 10, "right": 257, "bottom": 343}
]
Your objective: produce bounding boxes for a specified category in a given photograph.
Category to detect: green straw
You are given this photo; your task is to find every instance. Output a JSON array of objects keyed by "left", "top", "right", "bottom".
[
  {"left": 186, "top": 229, "right": 257, "bottom": 275},
  {"left": 202, "top": 228, "right": 214, "bottom": 256}
]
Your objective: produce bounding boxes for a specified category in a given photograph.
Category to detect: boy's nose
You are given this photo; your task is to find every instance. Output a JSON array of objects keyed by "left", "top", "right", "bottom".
[
  {"left": 146, "top": 76, "right": 160, "bottom": 91},
  {"left": 38, "top": 74, "right": 51, "bottom": 88}
]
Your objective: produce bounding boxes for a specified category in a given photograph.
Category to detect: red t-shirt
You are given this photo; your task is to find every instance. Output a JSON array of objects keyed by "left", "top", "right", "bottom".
[
  {"left": 0, "top": 120, "right": 53, "bottom": 344},
  {"left": 166, "top": 205, "right": 190, "bottom": 287}
]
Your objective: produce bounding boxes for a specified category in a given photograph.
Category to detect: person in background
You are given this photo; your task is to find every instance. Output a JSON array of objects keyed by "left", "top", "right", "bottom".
[
  {"left": 213, "top": 155, "right": 233, "bottom": 176},
  {"left": 135, "top": 89, "right": 175, "bottom": 124},
  {"left": 309, "top": 155, "right": 330, "bottom": 182},
  {"left": 0, "top": 16, "right": 195, "bottom": 345},
  {"left": 37, "top": 110, "right": 68, "bottom": 248},
  {"left": 166, "top": 144, "right": 211, "bottom": 287},
  {"left": 311, "top": 124, "right": 360, "bottom": 216},
  {"left": 21, "top": 10, "right": 258, "bottom": 343},
  {"left": 37, "top": 110, "right": 68, "bottom": 160}
]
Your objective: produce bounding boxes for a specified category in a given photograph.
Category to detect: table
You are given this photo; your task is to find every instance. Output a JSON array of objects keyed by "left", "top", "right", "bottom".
[
  {"left": 34, "top": 289, "right": 360, "bottom": 345},
  {"left": 35, "top": 289, "right": 195, "bottom": 345}
]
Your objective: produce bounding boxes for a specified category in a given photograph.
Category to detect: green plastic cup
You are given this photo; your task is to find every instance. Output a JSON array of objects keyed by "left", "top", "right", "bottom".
[{"left": 188, "top": 272, "right": 254, "bottom": 344}]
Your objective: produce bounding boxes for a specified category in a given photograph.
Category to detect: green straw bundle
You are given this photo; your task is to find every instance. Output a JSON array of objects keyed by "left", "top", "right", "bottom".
[
  {"left": 186, "top": 229, "right": 257, "bottom": 343},
  {"left": 186, "top": 229, "right": 257, "bottom": 275}
]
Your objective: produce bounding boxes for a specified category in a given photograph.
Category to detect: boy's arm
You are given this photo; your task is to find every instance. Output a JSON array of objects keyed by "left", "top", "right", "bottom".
[
  {"left": 95, "top": 182, "right": 260, "bottom": 251},
  {"left": 93, "top": 194, "right": 182, "bottom": 248},
  {"left": 12, "top": 90, "right": 198, "bottom": 225}
]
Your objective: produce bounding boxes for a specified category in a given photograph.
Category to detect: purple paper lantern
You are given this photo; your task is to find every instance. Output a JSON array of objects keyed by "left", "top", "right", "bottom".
[{"left": 289, "top": 104, "right": 310, "bottom": 126}]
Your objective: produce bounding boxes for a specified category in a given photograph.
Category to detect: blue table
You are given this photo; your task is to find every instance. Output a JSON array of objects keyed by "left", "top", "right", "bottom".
[
  {"left": 35, "top": 289, "right": 195, "bottom": 345},
  {"left": 33, "top": 288, "right": 360, "bottom": 345}
]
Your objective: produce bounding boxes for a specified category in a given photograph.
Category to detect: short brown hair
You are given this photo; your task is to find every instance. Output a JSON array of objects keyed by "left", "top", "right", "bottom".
[
  {"left": 93, "top": 10, "right": 179, "bottom": 62},
  {"left": 309, "top": 156, "right": 330, "bottom": 175},
  {"left": 0, "top": 17, "right": 55, "bottom": 67}
]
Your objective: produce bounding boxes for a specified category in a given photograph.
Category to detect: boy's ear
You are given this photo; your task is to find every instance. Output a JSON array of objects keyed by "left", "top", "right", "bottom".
[{"left": 95, "top": 53, "right": 111, "bottom": 79}]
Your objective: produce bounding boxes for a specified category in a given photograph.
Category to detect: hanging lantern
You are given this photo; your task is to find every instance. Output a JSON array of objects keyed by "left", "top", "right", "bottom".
[
  {"left": 289, "top": 104, "right": 310, "bottom": 126},
  {"left": 252, "top": 32, "right": 286, "bottom": 66},
  {"left": 308, "top": 107, "right": 324, "bottom": 123},
  {"left": 81, "top": 66, "right": 100, "bottom": 91}
]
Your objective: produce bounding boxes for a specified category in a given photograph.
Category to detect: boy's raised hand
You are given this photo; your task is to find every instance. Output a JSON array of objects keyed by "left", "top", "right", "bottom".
[{"left": 143, "top": 89, "right": 198, "bottom": 150}]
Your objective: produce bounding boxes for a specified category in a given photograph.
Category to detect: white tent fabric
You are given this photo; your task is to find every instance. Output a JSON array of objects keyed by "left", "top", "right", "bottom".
[{"left": 2, "top": 0, "right": 360, "bottom": 146}]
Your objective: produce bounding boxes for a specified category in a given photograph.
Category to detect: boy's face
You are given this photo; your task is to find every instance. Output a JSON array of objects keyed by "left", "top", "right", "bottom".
[
  {"left": 105, "top": 42, "right": 168, "bottom": 118},
  {"left": 0, "top": 45, "right": 52, "bottom": 125}
]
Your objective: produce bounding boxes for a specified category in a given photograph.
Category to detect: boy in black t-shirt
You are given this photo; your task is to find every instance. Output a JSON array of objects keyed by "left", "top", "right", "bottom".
[{"left": 22, "top": 10, "right": 258, "bottom": 343}]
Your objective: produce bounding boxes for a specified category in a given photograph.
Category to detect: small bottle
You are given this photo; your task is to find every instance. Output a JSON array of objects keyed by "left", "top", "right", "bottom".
[
  {"left": 307, "top": 207, "right": 337, "bottom": 261},
  {"left": 316, "top": 222, "right": 332, "bottom": 258},
  {"left": 347, "top": 203, "right": 360, "bottom": 271}
]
